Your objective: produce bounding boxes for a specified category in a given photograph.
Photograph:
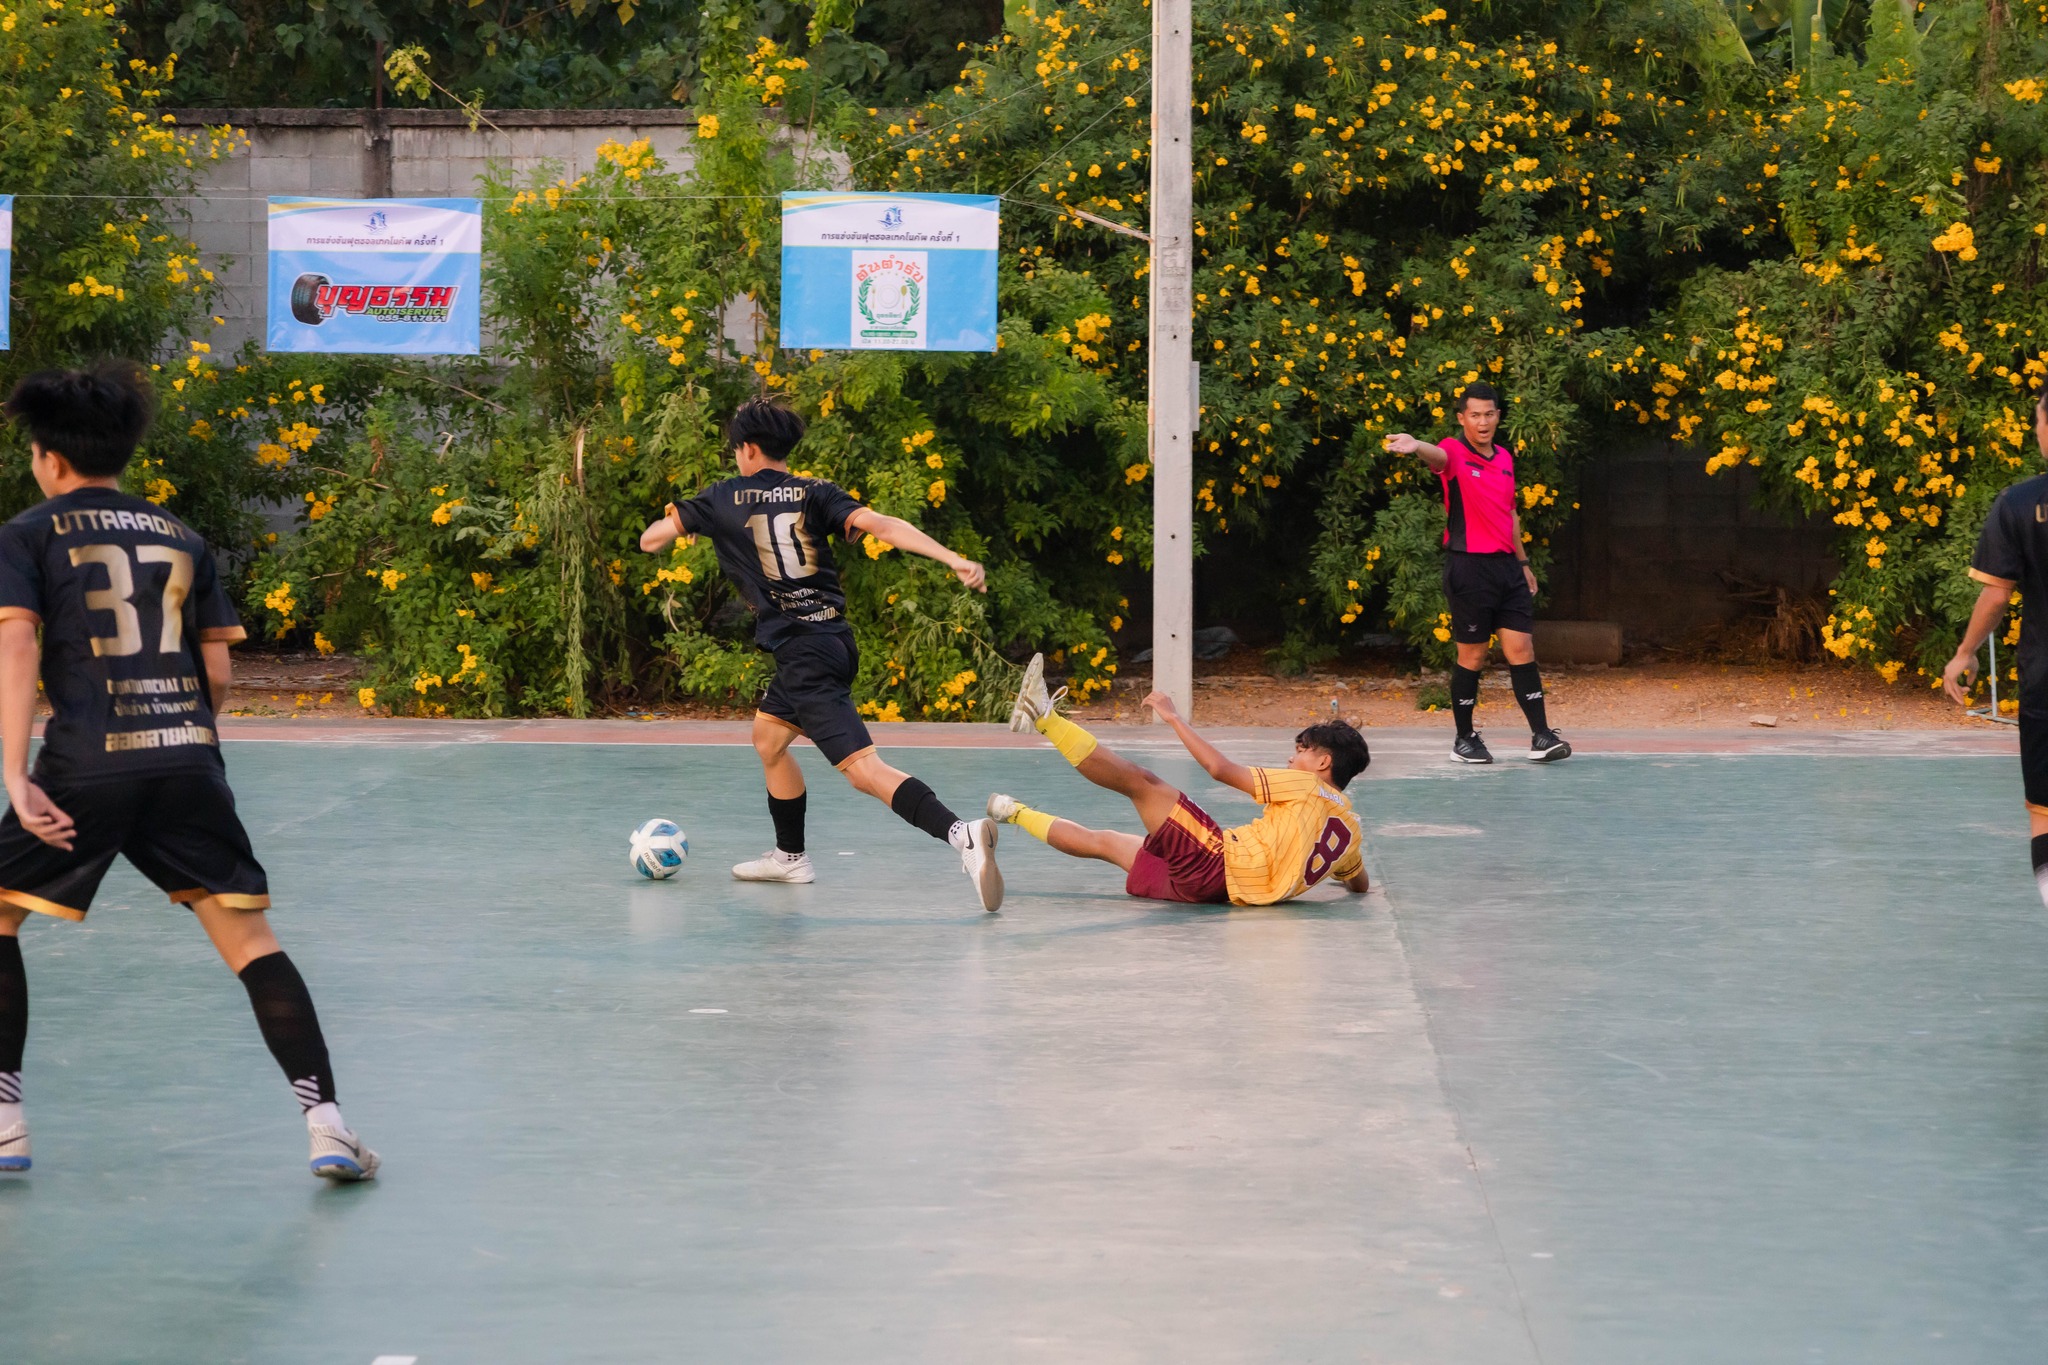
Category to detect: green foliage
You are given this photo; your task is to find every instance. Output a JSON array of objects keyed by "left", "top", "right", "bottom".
[
  {"left": 123, "top": 0, "right": 985, "bottom": 111},
  {"left": 51, "top": 0, "right": 2048, "bottom": 715},
  {"left": 0, "top": 2, "right": 350, "bottom": 558},
  {"left": 858, "top": 0, "right": 1780, "bottom": 662},
  {"left": 1632, "top": 2, "right": 2048, "bottom": 684},
  {"left": 256, "top": 25, "right": 1117, "bottom": 717},
  {"left": 124, "top": 0, "right": 701, "bottom": 109}
]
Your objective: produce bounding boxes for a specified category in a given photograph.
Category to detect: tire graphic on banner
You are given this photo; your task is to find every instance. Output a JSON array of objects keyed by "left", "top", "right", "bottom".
[{"left": 290, "top": 273, "right": 330, "bottom": 326}]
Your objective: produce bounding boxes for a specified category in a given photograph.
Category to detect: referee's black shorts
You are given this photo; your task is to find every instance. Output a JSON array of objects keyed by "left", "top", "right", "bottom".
[
  {"left": 757, "top": 631, "right": 877, "bottom": 769},
  {"left": 0, "top": 769, "right": 269, "bottom": 921},
  {"left": 1443, "top": 550, "right": 1535, "bottom": 644}
]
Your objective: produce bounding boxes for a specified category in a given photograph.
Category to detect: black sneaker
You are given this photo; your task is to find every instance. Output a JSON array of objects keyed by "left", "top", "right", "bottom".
[
  {"left": 1531, "top": 730, "right": 1572, "bottom": 762},
  {"left": 1451, "top": 732, "right": 1494, "bottom": 764}
]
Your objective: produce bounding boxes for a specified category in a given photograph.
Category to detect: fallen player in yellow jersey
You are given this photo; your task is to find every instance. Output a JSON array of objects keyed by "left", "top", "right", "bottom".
[{"left": 990, "top": 655, "right": 1370, "bottom": 906}]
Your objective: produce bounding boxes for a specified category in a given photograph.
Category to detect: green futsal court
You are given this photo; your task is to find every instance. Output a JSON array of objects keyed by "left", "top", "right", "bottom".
[{"left": 0, "top": 730, "right": 2043, "bottom": 1363}]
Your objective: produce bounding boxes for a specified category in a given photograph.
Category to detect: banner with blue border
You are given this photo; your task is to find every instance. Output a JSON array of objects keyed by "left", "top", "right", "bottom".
[
  {"left": 0, "top": 196, "right": 13, "bottom": 352},
  {"left": 780, "top": 193, "right": 998, "bottom": 352},
  {"left": 267, "top": 197, "right": 481, "bottom": 354}
]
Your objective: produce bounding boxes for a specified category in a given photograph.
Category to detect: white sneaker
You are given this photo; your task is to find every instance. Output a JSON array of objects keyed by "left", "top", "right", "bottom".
[
  {"left": 1008, "top": 653, "right": 1067, "bottom": 732},
  {"left": 0, "top": 1119, "right": 28, "bottom": 1172},
  {"left": 960, "top": 816, "right": 1004, "bottom": 912},
  {"left": 732, "top": 850, "right": 816, "bottom": 883},
  {"left": 986, "top": 792, "right": 1023, "bottom": 822},
  {"left": 309, "top": 1124, "right": 378, "bottom": 1182}
]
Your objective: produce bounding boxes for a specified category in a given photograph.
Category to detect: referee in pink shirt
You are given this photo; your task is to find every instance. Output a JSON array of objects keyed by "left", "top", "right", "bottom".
[{"left": 1386, "top": 383, "right": 1571, "bottom": 765}]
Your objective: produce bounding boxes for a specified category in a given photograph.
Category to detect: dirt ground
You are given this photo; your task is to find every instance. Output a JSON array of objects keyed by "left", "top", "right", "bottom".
[
  {"left": 224, "top": 647, "right": 1998, "bottom": 731},
  {"left": 1070, "top": 655, "right": 1984, "bottom": 731}
]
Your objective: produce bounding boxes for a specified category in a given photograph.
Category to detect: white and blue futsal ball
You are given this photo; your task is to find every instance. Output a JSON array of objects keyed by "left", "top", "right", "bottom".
[{"left": 629, "top": 818, "right": 689, "bottom": 879}]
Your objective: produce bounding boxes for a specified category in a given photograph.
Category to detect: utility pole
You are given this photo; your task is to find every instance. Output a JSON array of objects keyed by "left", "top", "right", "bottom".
[{"left": 1149, "top": 0, "right": 1194, "bottom": 720}]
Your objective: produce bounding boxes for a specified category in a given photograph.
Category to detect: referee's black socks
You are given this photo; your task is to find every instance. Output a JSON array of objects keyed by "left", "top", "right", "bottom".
[
  {"left": 238, "top": 951, "right": 338, "bottom": 1117},
  {"left": 1509, "top": 661, "right": 1550, "bottom": 735},
  {"left": 1450, "top": 666, "right": 1481, "bottom": 737}
]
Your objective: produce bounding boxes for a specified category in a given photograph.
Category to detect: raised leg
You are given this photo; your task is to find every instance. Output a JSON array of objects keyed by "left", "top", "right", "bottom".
[{"left": 1042, "top": 820, "right": 1145, "bottom": 871}]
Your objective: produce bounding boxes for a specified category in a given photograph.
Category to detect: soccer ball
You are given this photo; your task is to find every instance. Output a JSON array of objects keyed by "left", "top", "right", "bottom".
[{"left": 629, "top": 818, "right": 689, "bottom": 879}]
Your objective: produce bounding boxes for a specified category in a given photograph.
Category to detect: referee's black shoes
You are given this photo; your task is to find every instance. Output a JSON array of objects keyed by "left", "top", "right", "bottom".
[
  {"left": 1451, "top": 732, "right": 1494, "bottom": 764},
  {"left": 1530, "top": 730, "right": 1573, "bottom": 762}
]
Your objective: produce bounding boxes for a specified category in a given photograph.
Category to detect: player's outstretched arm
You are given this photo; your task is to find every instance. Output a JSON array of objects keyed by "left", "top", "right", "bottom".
[
  {"left": 0, "top": 618, "right": 72, "bottom": 850},
  {"left": 1944, "top": 578, "right": 2017, "bottom": 704},
  {"left": 1142, "top": 690, "right": 1258, "bottom": 796},
  {"left": 846, "top": 506, "right": 986, "bottom": 592},
  {"left": 1342, "top": 867, "right": 1371, "bottom": 894},
  {"left": 639, "top": 504, "right": 685, "bottom": 554},
  {"left": 1383, "top": 432, "right": 1448, "bottom": 472}
]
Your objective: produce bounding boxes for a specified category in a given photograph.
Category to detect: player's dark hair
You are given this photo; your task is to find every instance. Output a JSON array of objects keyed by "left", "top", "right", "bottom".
[
  {"left": 1296, "top": 720, "right": 1370, "bottom": 789},
  {"left": 727, "top": 397, "right": 806, "bottom": 462},
  {"left": 4, "top": 360, "right": 155, "bottom": 477},
  {"left": 2036, "top": 371, "right": 2048, "bottom": 412},
  {"left": 1455, "top": 381, "right": 1501, "bottom": 413}
]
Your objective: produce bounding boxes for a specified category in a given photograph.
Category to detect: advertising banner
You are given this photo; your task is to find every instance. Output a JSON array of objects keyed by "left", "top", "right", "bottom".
[
  {"left": 0, "top": 196, "right": 13, "bottom": 352},
  {"left": 780, "top": 193, "right": 998, "bottom": 352},
  {"left": 267, "top": 197, "right": 481, "bottom": 354}
]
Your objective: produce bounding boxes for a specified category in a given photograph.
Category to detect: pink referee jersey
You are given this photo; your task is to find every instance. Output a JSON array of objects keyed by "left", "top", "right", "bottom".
[{"left": 1438, "top": 436, "right": 1519, "bottom": 555}]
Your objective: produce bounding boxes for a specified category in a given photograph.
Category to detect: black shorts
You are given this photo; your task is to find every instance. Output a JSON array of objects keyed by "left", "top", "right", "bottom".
[
  {"left": 757, "top": 632, "right": 876, "bottom": 769},
  {"left": 0, "top": 769, "right": 269, "bottom": 921},
  {"left": 2021, "top": 710, "right": 2048, "bottom": 812},
  {"left": 1443, "top": 551, "right": 1535, "bottom": 644}
]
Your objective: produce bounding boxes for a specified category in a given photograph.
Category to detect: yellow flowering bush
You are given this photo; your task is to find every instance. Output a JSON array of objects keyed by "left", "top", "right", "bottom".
[{"left": 1629, "top": 3, "right": 2048, "bottom": 680}]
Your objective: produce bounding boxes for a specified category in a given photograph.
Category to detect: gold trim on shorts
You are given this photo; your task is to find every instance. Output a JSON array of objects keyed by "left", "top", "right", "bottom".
[
  {"left": 168, "top": 889, "right": 272, "bottom": 910},
  {"left": 1168, "top": 802, "right": 1225, "bottom": 854},
  {"left": 754, "top": 709, "right": 803, "bottom": 734},
  {"left": 2027, "top": 802, "right": 2048, "bottom": 817},
  {"left": 0, "top": 887, "right": 86, "bottom": 921},
  {"left": 833, "top": 744, "right": 877, "bottom": 771}
]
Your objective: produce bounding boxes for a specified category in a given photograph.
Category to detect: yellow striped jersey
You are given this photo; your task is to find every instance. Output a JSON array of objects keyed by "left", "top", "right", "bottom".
[{"left": 1221, "top": 767, "right": 1364, "bottom": 906}]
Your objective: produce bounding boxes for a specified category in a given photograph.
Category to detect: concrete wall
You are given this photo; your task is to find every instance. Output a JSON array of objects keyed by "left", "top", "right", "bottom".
[
  {"left": 167, "top": 108, "right": 708, "bottom": 353},
  {"left": 1545, "top": 438, "right": 1839, "bottom": 645}
]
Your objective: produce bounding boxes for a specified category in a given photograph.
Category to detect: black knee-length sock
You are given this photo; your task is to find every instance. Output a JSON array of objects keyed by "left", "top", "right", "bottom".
[
  {"left": 2032, "top": 835, "right": 2048, "bottom": 908},
  {"left": 768, "top": 792, "right": 807, "bottom": 854},
  {"left": 890, "top": 777, "right": 963, "bottom": 842},
  {"left": 238, "top": 951, "right": 335, "bottom": 1111},
  {"left": 1509, "top": 661, "right": 1550, "bottom": 734},
  {"left": 0, "top": 936, "right": 24, "bottom": 1106},
  {"left": 1450, "top": 665, "right": 1481, "bottom": 737}
]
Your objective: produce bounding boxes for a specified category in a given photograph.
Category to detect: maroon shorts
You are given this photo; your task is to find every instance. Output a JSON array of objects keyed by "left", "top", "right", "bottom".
[{"left": 1125, "top": 795, "right": 1229, "bottom": 904}]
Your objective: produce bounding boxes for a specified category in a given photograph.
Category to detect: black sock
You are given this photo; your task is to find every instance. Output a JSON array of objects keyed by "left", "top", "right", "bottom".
[
  {"left": 1510, "top": 662, "right": 1550, "bottom": 735},
  {"left": 238, "top": 951, "right": 335, "bottom": 1112},
  {"left": 889, "top": 776, "right": 962, "bottom": 842},
  {"left": 1450, "top": 665, "right": 1481, "bottom": 738},
  {"left": 0, "top": 936, "right": 23, "bottom": 1106},
  {"left": 2032, "top": 836, "right": 2048, "bottom": 905},
  {"left": 768, "top": 791, "right": 807, "bottom": 855}
]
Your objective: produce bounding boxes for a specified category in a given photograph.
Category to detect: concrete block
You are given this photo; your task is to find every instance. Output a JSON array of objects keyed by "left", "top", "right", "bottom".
[
  {"left": 249, "top": 157, "right": 311, "bottom": 193},
  {"left": 1534, "top": 619, "right": 1623, "bottom": 666}
]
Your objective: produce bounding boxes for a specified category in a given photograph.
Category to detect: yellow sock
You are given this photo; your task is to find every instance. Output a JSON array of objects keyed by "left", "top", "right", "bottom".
[
  {"left": 1035, "top": 712, "right": 1098, "bottom": 768},
  {"left": 1014, "top": 806, "right": 1058, "bottom": 844}
]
